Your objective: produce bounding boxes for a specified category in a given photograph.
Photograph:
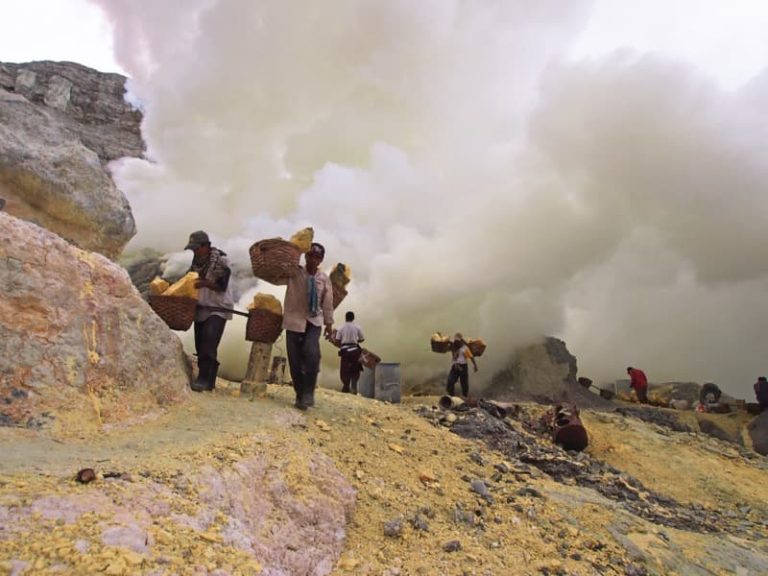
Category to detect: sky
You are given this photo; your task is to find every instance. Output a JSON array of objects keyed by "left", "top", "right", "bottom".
[{"left": 2, "top": 0, "right": 768, "bottom": 399}]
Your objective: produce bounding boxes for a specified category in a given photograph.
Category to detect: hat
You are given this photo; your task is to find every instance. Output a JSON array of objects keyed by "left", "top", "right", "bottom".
[
  {"left": 185, "top": 230, "right": 210, "bottom": 250},
  {"left": 309, "top": 242, "right": 325, "bottom": 257}
]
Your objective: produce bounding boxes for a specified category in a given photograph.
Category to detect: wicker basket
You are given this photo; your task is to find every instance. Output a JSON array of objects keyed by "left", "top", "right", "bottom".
[
  {"left": 467, "top": 340, "right": 486, "bottom": 357},
  {"left": 430, "top": 339, "right": 452, "bottom": 353},
  {"left": 249, "top": 238, "right": 301, "bottom": 284},
  {"left": 148, "top": 295, "right": 197, "bottom": 331},
  {"left": 360, "top": 348, "right": 381, "bottom": 369},
  {"left": 245, "top": 309, "right": 283, "bottom": 343},
  {"left": 332, "top": 284, "right": 348, "bottom": 310}
]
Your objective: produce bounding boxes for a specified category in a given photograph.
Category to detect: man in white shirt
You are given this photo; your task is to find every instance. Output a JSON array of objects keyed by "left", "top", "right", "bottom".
[
  {"left": 336, "top": 311, "right": 365, "bottom": 394},
  {"left": 446, "top": 333, "right": 478, "bottom": 398}
]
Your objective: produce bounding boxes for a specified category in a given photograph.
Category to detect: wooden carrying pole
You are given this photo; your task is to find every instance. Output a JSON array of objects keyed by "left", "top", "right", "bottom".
[{"left": 241, "top": 341, "right": 272, "bottom": 398}]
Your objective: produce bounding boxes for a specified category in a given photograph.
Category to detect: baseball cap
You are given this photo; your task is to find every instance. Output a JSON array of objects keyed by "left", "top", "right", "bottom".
[{"left": 185, "top": 230, "right": 210, "bottom": 250}]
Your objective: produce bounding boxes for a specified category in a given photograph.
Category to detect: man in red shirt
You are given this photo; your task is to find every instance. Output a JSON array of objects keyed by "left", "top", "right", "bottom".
[{"left": 627, "top": 366, "right": 649, "bottom": 404}]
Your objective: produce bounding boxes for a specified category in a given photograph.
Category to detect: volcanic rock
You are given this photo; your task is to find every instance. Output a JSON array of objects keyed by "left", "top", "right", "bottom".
[
  {"left": 0, "top": 61, "right": 143, "bottom": 259},
  {"left": 0, "top": 212, "right": 190, "bottom": 433}
]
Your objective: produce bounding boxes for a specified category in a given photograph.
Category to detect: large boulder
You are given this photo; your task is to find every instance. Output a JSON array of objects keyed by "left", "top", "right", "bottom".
[
  {"left": 485, "top": 337, "right": 614, "bottom": 408},
  {"left": 746, "top": 411, "right": 768, "bottom": 456},
  {"left": 0, "top": 61, "right": 143, "bottom": 259},
  {"left": 487, "top": 337, "right": 576, "bottom": 400},
  {"left": 0, "top": 212, "right": 190, "bottom": 434}
]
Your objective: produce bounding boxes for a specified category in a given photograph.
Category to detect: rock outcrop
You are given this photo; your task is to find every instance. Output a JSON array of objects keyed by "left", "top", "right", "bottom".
[
  {"left": 0, "top": 61, "right": 143, "bottom": 162},
  {"left": 485, "top": 337, "right": 608, "bottom": 405},
  {"left": 0, "top": 61, "right": 142, "bottom": 259},
  {"left": 747, "top": 411, "right": 768, "bottom": 455},
  {"left": 408, "top": 337, "right": 611, "bottom": 407},
  {"left": 119, "top": 248, "right": 168, "bottom": 299},
  {"left": 0, "top": 212, "right": 190, "bottom": 434}
]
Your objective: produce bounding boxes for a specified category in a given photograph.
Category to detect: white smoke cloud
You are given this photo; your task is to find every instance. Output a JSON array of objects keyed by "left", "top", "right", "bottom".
[{"left": 95, "top": 0, "right": 768, "bottom": 399}]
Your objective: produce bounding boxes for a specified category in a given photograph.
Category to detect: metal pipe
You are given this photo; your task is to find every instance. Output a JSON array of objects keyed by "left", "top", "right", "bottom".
[{"left": 439, "top": 395, "right": 465, "bottom": 410}]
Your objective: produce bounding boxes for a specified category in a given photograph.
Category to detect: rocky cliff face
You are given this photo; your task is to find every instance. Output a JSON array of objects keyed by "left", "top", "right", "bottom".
[
  {"left": 0, "top": 61, "right": 143, "bottom": 162},
  {"left": 0, "top": 61, "right": 142, "bottom": 260},
  {"left": 0, "top": 212, "right": 190, "bottom": 434}
]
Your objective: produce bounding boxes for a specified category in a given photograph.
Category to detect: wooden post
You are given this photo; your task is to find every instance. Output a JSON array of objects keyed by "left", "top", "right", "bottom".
[{"left": 240, "top": 341, "right": 272, "bottom": 398}]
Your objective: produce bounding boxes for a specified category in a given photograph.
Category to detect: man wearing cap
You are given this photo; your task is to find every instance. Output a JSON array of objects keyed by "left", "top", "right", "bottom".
[
  {"left": 446, "top": 333, "right": 478, "bottom": 398},
  {"left": 185, "top": 230, "right": 234, "bottom": 392},
  {"left": 277, "top": 242, "right": 334, "bottom": 410}
]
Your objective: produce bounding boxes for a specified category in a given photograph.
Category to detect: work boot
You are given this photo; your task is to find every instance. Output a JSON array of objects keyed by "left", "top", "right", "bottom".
[
  {"left": 191, "top": 361, "right": 209, "bottom": 392},
  {"left": 207, "top": 361, "right": 219, "bottom": 391},
  {"left": 303, "top": 373, "right": 317, "bottom": 407},
  {"left": 293, "top": 377, "right": 306, "bottom": 410}
]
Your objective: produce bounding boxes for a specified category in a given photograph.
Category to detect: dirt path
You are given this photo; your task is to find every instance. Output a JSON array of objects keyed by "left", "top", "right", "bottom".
[{"left": 0, "top": 383, "right": 297, "bottom": 476}]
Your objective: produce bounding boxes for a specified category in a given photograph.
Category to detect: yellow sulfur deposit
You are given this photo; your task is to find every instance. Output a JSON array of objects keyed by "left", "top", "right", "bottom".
[
  {"left": 162, "top": 272, "right": 199, "bottom": 299},
  {"left": 289, "top": 227, "right": 314, "bottom": 253},
  {"left": 430, "top": 332, "right": 452, "bottom": 353},
  {"left": 330, "top": 263, "right": 351, "bottom": 287},
  {"left": 149, "top": 277, "right": 170, "bottom": 295},
  {"left": 247, "top": 293, "right": 283, "bottom": 315}
]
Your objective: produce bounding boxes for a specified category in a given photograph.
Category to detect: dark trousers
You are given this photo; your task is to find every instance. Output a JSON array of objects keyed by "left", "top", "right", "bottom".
[
  {"left": 635, "top": 386, "right": 649, "bottom": 404},
  {"left": 194, "top": 315, "right": 226, "bottom": 371},
  {"left": 286, "top": 323, "right": 322, "bottom": 400},
  {"left": 446, "top": 364, "right": 469, "bottom": 397},
  {"left": 340, "top": 346, "right": 362, "bottom": 392}
]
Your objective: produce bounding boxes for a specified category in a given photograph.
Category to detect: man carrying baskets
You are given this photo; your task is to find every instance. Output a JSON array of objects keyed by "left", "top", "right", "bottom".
[
  {"left": 277, "top": 242, "right": 334, "bottom": 410},
  {"left": 336, "top": 311, "right": 365, "bottom": 394},
  {"left": 185, "top": 230, "right": 234, "bottom": 392},
  {"left": 446, "top": 333, "right": 478, "bottom": 398}
]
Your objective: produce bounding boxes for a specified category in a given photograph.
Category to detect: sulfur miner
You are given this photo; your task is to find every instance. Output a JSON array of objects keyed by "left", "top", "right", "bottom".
[{"left": 184, "top": 230, "right": 234, "bottom": 392}]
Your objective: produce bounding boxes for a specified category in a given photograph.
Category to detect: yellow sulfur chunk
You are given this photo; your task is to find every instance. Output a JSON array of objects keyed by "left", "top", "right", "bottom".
[
  {"left": 330, "top": 263, "right": 351, "bottom": 287},
  {"left": 162, "top": 272, "right": 199, "bottom": 299},
  {"left": 289, "top": 227, "right": 314, "bottom": 253},
  {"left": 149, "top": 277, "right": 170, "bottom": 295},
  {"left": 247, "top": 292, "right": 283, "bottom": 315}
]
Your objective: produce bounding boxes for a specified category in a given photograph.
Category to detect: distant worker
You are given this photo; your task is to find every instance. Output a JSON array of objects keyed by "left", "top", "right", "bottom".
[
  {"left": 699, "top": 382, "right": 722, "bottom": 405},
  {"left": 336, "top": 311, "right": 365, "bottom": 394},
  {"left": 185, "top": 230, "right": 234, "bottom": 392},
  {"left": 446, "top": 333, "right": 478, "bottom": 398},
  {"left": 278, "top": 242, "right": 334, "bottom": 410},
  {"left": 754, "top": 376, "right": 768, "bottom": 412},
  {"left": 626, "top": 366, "right": 649, "bottom": 404}
]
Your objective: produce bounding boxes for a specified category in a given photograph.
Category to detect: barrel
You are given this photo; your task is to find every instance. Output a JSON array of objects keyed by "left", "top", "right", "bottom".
[
  {"left": 374, "top": 363, "right": 401, "bottom": 404},
  {"left": 358, "top": 367, "right": 375, "bottom": 398},
  {"left": 552, "top": 404, "right": 589, "bottom": 452}
]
